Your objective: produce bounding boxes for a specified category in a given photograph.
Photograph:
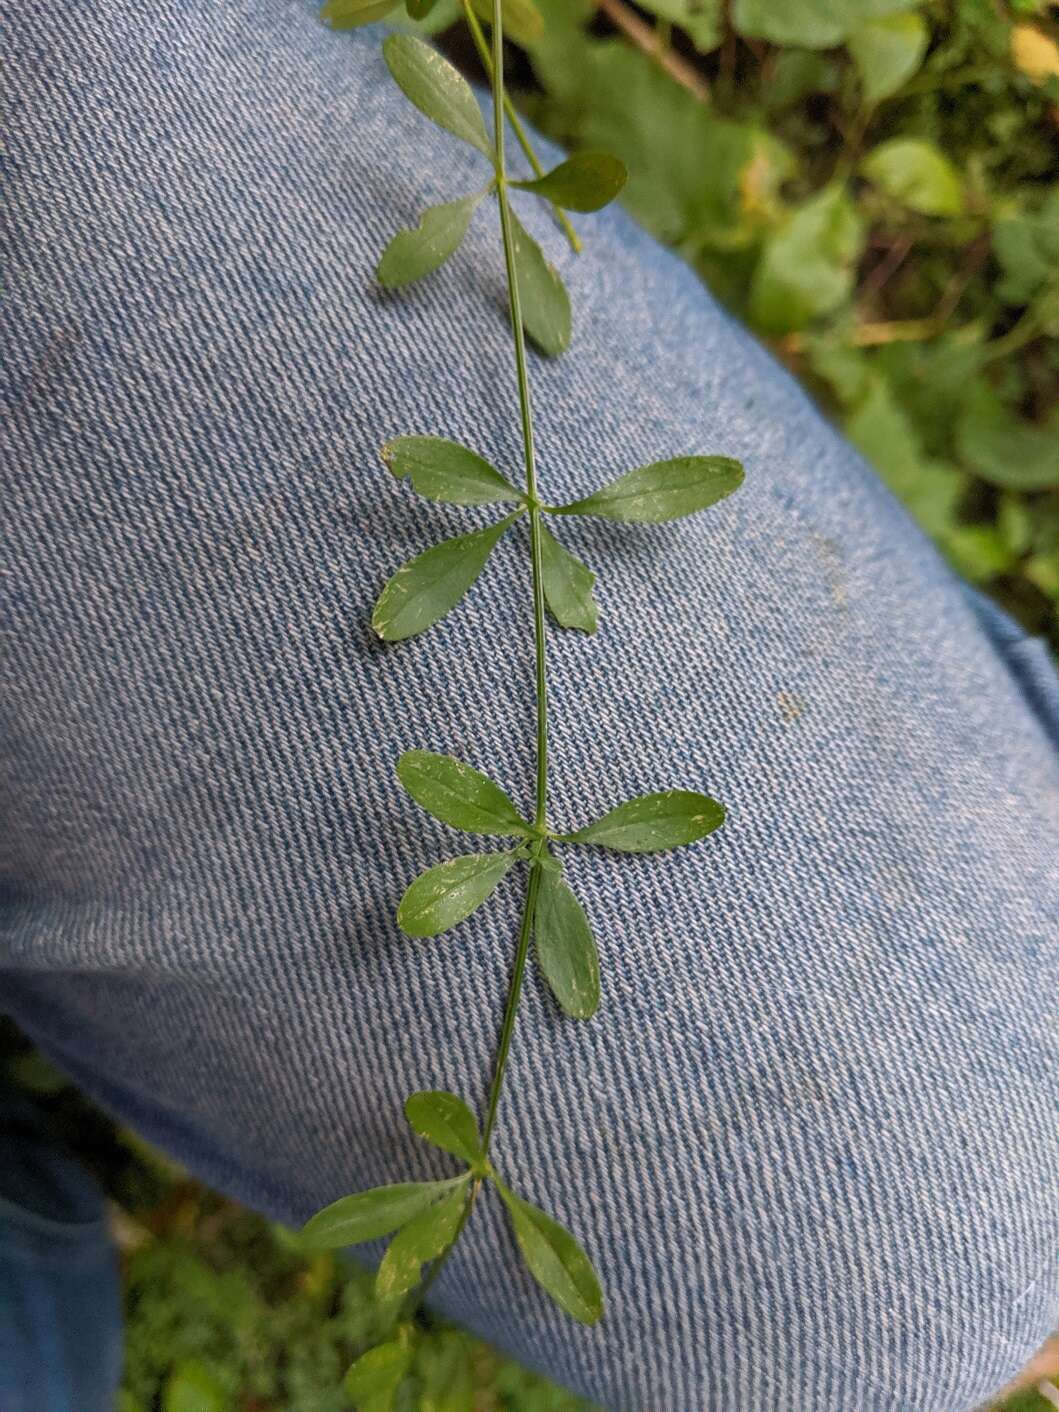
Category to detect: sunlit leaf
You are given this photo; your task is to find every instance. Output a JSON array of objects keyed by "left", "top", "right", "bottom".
[
  {"left": 397, "top": 851, "right": 520, "bottom": 936},
  {"left": 562, "top": 790, "right": 725, "bottom": 852},
  {"left": 551, "top": 456, "right": 743, "bottom": 523},
  {"left": 398, "top": 750, "right": 529, "bottom": 835},
  {"left": 382, "top": 435, "right": 521, "bottom": 505}
]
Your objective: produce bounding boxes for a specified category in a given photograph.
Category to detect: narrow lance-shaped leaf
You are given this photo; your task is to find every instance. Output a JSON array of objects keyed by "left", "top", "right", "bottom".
[
  {"left": 405, "top": 1090, "right": 483, "bottom": 1165},
  {"left": 511, "top": 210, "right": 571, "bottom": 358},
  {"left": 534, "top": 865, "right": 600, "bottom": 1019},
  {"left": 561, "top": 790, "right": 725, "bottom": 853},
  {"left": 372, "top": 512, "right": 520, "bottom": 642},
  {"left": 513, "top": 152, "right": 627, "bottom": 213},
  {"left": 343, "top": 1342, "right": 413, "bottom": 1412},
  {"left": 375, "top": 1180, "right": 470, "bottom": 1301},
  {"left": 469, "top": 0, "right": 544, "bottom": 47},
  {"left": 495, "top": 1180, "right": 603, "bottom": 1325},
  {"left": 538, "top": 522, "right": 598, "bottom": 634},
  {"left": 382, "top": 435, "right": 521, "bottom": 506},
  {"left": 322, "top": 0, "right": 399, "bottom": 29},
  {"left": 551, "top": 456, "right": 744, "bottom": 523},
  {"left": 377, "top": 193, "right": 484, "bottom": 289},
  {"left": 397, "top": 850, "right": 520, "bottom": 937},
  {"left": 382, "top": 34, "right": 494, "bottom": 161},
  {"left": 397, "top": 749, "right": 529, "bottom": 835},
  {"left": 301, "top": 1177, "right": 465, "bottom": 1249}
]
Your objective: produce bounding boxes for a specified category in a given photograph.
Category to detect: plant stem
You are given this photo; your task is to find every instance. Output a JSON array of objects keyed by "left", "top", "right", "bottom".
[{"left": 461, "top": 0, "right": 582, "bottom": 255}]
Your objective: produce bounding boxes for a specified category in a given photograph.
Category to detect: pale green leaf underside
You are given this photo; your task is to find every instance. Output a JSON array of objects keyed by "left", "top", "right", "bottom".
[
  {"left": 404, "top": 1089, "right": 483, "bottom": 1164},
  {"left": 301, "top": 1177, "right": 463, "bottom": 1248},
  {"left": 382, "top": 33, "right": 493, "bottom": 160},
  {"left": 553, "top": 455, "right": 744, "bottom": 523},
  {"left": 397, "top": 749, "right": 529, "bottom": 835},
  {"left": 377, "top": 193, "right": 484, "bottom": 288},
  {"left": 538, "top": 522, "right": 598, "bottom": 633},
  {"left": 496, "top": 1181, "right": 603, "bottom": 1324},
  {"left": 534, "top": 868, "right": 600, "bottom": 1019},
  {"left": 513, "top": 152, "right": 628, "bottom": 213},
  {"left": 382, "top": 434, "right": 520, "bottom": 505},
  {"left": 372, "top": 512, "right": 519, "bottom": 641},
  {"left": 343, "top": 1342, "right": 413, "bottom": 1411},
  {"left": 564, "top": 789, "right": 725, "bottom": 852},
  {"left": 375, "top": 1181, "right": 469, "bottom": 1301},
  {"left": 322, "top": 0, "right": 399, "bottom": 30},
  {"left": 398, "top": 850, "right": 519, "bottom": 936},
  {"left": 511, "top": 210, "right": 571, "bottom": 357}
]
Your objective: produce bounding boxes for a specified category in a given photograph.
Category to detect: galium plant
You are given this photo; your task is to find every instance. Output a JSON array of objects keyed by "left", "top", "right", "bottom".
[{"left": 303, "top": 0, "right": 745, "bottom": 1400}]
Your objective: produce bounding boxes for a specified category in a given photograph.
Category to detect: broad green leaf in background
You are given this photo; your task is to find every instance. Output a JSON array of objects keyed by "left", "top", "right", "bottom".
[
  {"left": 847, "top": 12, "right": 929, "bottom": 104},
  {"left": 749, "top": 185, "right": 864, "bottom": 334},
  {"left": 495, "top": 1182, "right": 603, "bottom": 1324},
  {"left": 551, "top": 455, "right": 743, "bottom": 522},
  {"left": 563, "top": 789, "right": 725, "bottom": 852},
  {"left": 733, "top": 0, "right": 916, "bottom": 48},
  {"left": 302, "top": 1179, "right": 465, "bottom": 1248},
  {"left": 993, "top": 190, "right": 1059, "bottom": 306},
  {"left": 405, "top": 1090, "right": 484, "bottom": 1165},
  {"left": 344, "top": 1342, "right": 414, "bottom": 1412},
  {"left": 533, "top": 867, "right": 600, "bottom": 1019},
  {"left": 637, "top": 0, "right": 724, "bottom": 52},
  {"left": 377, "top": 193, "right": 485, "bottom": 288},
  {"left": 382, "top": 435, "right": 521, "bottom": 505},
  {"left": 382, "top": 34, "right": 494, "bottom": 160},
  {"left": 956, "top": 385, "right": 1059, "bottom": 491},
  {"left": 538, "top": 522, "right": 598, "bottom": 633},
  {"left": 375, "top": 1183, "right": 469, "bottom": 1300},
  {"left": 469, "top": 0, "right": 545, "bottom": 47},
  {"left": 945, "top": 524, "right": 1016, "bottom": 584},
  {"left": 397, "top": 750, "right": 529, "bottom": 835},
  {"left": 511, "top": 211, "right": 571, "bottom": 356},
  {"left": 163, "top": 1363, "right": 227, "bottom": 1412},
  {"left": 406, "top": 0, "right": 438, "bottom": 17},
  {"left": 513, "top": 152, "right": 627, "bottom": 212},
  {"left": 397, "top": 851, "right": 520, "bottom": 936},
  {"left": 845, "top": 377, "right": 967, "bottom": 538},
  {"left": 861, "top": 138, "right": 964, "bottom": 216},
  {"left": 372, "top": 513, "right": 520, "bottom": 641},
  {"left": 322, "top": 0, "right": 399, "bottom": 29}
]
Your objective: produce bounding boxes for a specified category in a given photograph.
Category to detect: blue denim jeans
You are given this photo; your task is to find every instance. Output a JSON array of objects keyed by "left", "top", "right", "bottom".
[{"left": 2, "top": 3, "right": 1058, "bottom": 1409}]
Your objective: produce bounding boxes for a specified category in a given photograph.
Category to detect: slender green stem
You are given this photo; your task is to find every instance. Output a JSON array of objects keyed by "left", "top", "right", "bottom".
[
  {"left": 461, "top": 0, "right": 582, "bottom": 255},
  {"left": 483, "top": 861, "right": 543, "bottom": 1149}
]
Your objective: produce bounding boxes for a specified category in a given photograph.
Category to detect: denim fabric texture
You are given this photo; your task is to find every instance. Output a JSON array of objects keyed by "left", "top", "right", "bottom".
[
  {"left": 0, "top": 1097, "right": 122, "bottom": 1412},
  {"left": 2, "top": 3, "right": 1058, "bottom": 1409}
]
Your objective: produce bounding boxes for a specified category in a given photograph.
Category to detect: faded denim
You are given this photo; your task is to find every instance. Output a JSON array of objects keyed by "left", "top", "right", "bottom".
[{"left": 2, "top": 3, "right": 1058, "bottom": 1409}]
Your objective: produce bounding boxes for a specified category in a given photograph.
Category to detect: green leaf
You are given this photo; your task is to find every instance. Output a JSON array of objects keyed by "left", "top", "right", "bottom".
[
  {"left": 343, "top": 1342, "right": 414, "bottom": 1412},
  {"left": 956, "top": 385, "right": 1059, "bottom": 491},
  {"left": 469, "top": 0, "right": 545, "bottom": 47},
  {"left": 495, "top": 1181, "right": 603, "bottom": 1324},
  {"left": 511, "top": 211, "right": 571, "bottom": 357},
  {"left": 749, "top": 185, "right": 864, "bottom": 335},
  {"left": 382, "top": 34, "right": 494, "bottom": 160},
  {"left": 512, "top": 152, "right": 627, "bottom": 212},
  {"left": 861, "top": 138, "right": 964, "bottom": 216},
  {"left": 398, "top": 749, "right": 528, "bottom": 835},
  {"left": 377, "top": 193, "right": 484, "bottom": 288},
  {"left": 163, "top": 1363, "right": 227, "bottom": 1412},
  {"left": 847, "top": 12, "right": 929, "bottom": 104},
  {"left": 382, "top": 435, "right": 521, "bottom": 506},
  {"left": 397, "top": 851, "right": 520, "bottom": 936},
  {"left": 636, "top": 0, "right": 723, "bottom": 52},
  {"left": 733, "top": 0, "right": 915, "bottom": 48},
  {"left": 372, "top": 513, "right": 520, "bottom": 641},
  {"left": 552, "top": 455, "right": 743, "bottom": 523},
  {"left": 301, "top": 1178, "right": 464, "bottom": 1249},
  {"left": 563, "top": 789, "right": 725, "bottom": 852},
  {"left": 538, "top": 522, "right": 598, "bottom": 633},
  {"left": 406, "top": 0, "right": 439, "bottom": 16},
  {"left": 405, "top": 1090, "right": 483, "bottom": 1164},
  {"left": 322, "top": 0, "right": 400, "bottom": 29},
  {"left": 993, "top": 192, "right": 1059, "bottom": 306},
  {"left": 375, "top": 1181, "right": 470, "bottom": 1301},
  {"left": 534, "top": 867, "right": 599, "bottom": 1019},
  {"left": 943, "top": 523, "right": 1015, "bottom": 584}
]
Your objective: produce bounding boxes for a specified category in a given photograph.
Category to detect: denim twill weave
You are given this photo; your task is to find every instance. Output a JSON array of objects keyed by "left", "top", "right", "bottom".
[{"left": 1, "top": 4, "right": 1058, "bottom": 1408}]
